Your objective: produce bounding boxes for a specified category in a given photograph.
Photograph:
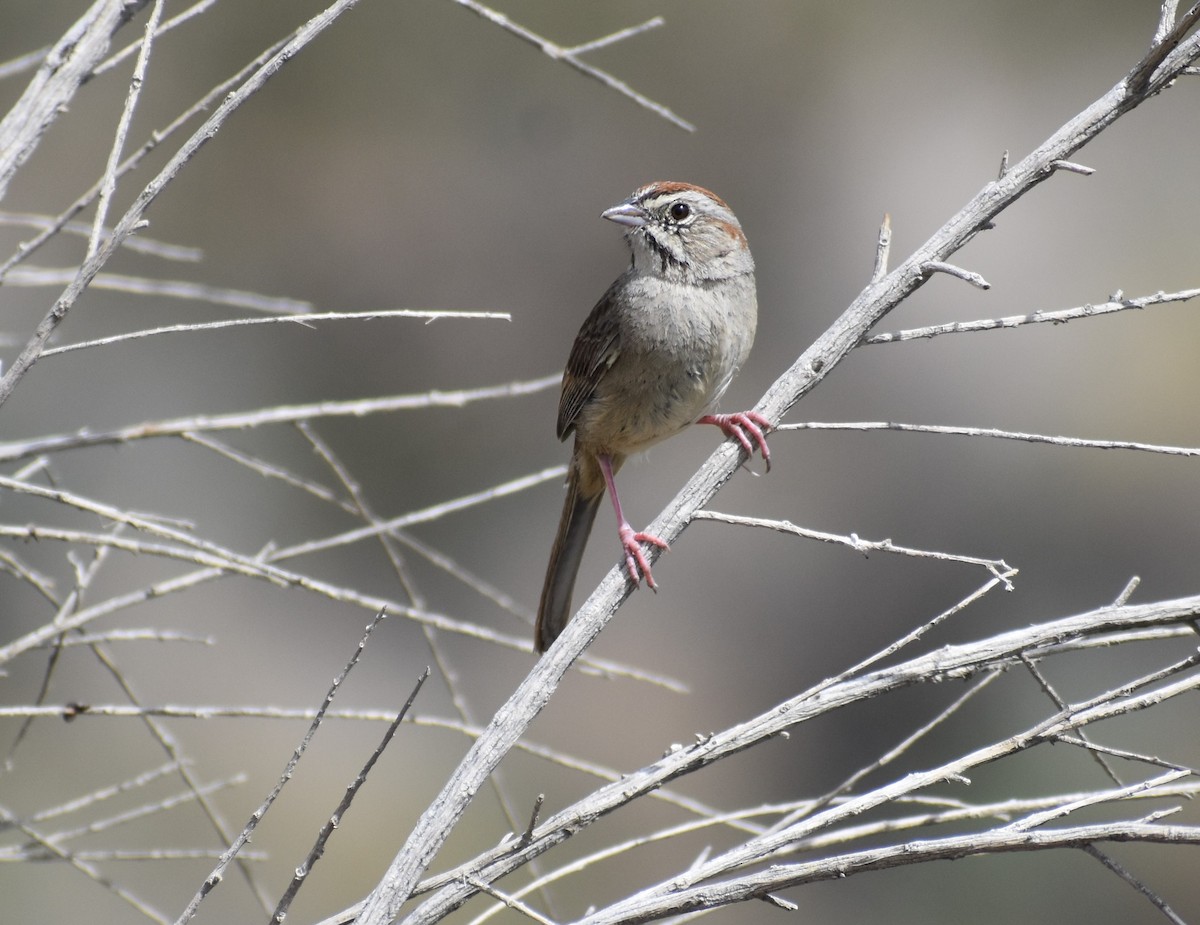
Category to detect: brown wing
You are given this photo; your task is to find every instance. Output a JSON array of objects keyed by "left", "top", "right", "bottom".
[{"left": 556, "top": 280, "right": 623, "bottom": 441}]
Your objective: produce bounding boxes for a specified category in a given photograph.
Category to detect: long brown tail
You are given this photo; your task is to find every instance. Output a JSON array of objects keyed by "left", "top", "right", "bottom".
[{"left": 535, "top": 461, "right": 602, "bottom": 652}]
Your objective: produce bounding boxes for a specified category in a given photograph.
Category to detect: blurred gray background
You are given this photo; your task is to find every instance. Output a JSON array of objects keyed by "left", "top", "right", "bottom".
[{"left": 2, "top": 2, "right": 1199, "bottom": 923}]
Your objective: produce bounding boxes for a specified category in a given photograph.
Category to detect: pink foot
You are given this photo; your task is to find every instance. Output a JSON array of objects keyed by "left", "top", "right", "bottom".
[
  {"left": 617, "top": 521, "right": 669, "bottom": 589},
  {"left": 698, "top": 411, "right": 773, "bottom": 470}
]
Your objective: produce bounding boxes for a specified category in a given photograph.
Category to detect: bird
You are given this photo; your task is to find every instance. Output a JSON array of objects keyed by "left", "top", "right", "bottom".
[{"left": 535, "top": 181, "right": 770, "bottom": 653}]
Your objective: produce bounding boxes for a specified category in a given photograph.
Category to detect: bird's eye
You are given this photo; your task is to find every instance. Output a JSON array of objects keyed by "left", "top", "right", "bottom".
[{"left": 668, "top": 201, "right": 692, "bottom": 221}]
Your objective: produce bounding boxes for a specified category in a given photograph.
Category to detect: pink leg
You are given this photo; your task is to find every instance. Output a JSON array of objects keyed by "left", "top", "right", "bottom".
[
  {"left": 698, "top": 411, "right": 773, "bottom": 471},
  {"left": 598, "top": 453, "right": 669, "bottom": 589}
]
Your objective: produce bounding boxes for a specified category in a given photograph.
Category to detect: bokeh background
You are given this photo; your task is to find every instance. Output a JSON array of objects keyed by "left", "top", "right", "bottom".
[{"left": 2, "top": 2, "right": 1199, "bottom": 923}]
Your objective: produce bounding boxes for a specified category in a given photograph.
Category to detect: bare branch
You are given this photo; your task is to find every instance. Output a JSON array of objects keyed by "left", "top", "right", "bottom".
[
  {"left": 0, "top": 211, "right": 202, "bottom": 260},
  {"left": 864, "top": 287, "right": 1200, "bottom": 344},
  {"left": 921, "top": 260, "right": 991, "bottom": 289},
  {"left": 39, "top": 308, "right": 511, "bottom": 358},
  {"left": 271, "top": 666, "right": 431, "bottom": 923},
  {"left": 778, "top": 420, "right": 1200, "bottom": 457},
  {"left": 176, "top": 611, "right": 401, "bottom": 925},
  {"left": 450, "top": 1, "right": 693, "bottom": 130},
  {"left": 0, "top": 374, "right": 560, "bottom": 464},
  {"left": 870, "top": 213, "right": 892, "bottom": 283},
  {"left": 87, "top": 0, "right": 166, "bottom": 261},
  {"left": 693, "top": 509, "right": 1015, "bottom": 584}
]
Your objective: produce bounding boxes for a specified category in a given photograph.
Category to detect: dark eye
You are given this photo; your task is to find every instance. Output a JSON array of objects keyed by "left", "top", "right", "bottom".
[{"left": 669, "top": 201, "right": 691, "bottom": 221}]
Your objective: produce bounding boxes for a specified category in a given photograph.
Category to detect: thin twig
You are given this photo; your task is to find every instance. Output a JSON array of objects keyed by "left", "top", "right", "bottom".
[
  {"left": 450, "top": 1, "right": 693, "bottom": 130},
  {"left": 0, "top": 802, "right": 168, "bottom": 924},
  {"left": 778, "top": 420, "right": 1200, "bottom": 457},
  {"left": 271, "top": 667, "right": 430, "bottom": 923},
  {"left": 93, "top": 0, "right": 222, "bottom": 78},
  {"left": 87, "top": 0, "right": 166, "bottom": 261},
  {"left": 0, "top": 374, "right": 561, "bottom": 463},
  {"left": 864, "top": 287, "right": 1200, "bottom": 344},
  {"left": 39, "top": 308, "right": 511, "bottom": 358},
  {"left": 176, "top": 610, "right": 391, "bottom": 925},
  {"left": 1082, "top": 843, "right": 1188, "bottom": 925},
  {"left": 693, "top": 510, "right": 1016, "bottom": 585},
  {"left": 0, "top": 211, "right": 201, "bottom": 260},
  {"left": 921, "top": 260, "right": 991, "bottom": 289},
  {"left": 5, "top": 265, "right": 315, "bottom": 314},
  {"left": 870, "top": 213, "right": 892, "bottom": 283}
]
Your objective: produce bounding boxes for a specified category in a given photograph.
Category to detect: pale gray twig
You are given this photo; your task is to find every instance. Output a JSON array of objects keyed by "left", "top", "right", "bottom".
[
  {"left": 693, "top": 510, "right": 1015, "bottom": 584},
  {"left": 778, "top": 420, "right": 1200, "bottom": 457},
  {"left": 5, "top": 265, "right": 315, "bottom": 314},
  {"left": 278, "top": 465, "right": 566, "bottom": 560},
  {"left": 449, "top": 1, "right": 692, "bottom": 130},
  {"left": 1082, "top": 843, "right": 1187, "bottom": 925},
  {"left": 870, "top": 213, "right": 891, "bottom": 283},
  {"left": 297, "top": 422, "right": 546, "bottom": 898},
  {"left": 1003, "top": 769, "right": 1190, "bottom": 833},
  {"left": 921, "top": 260, "right": 990, "bottom": 289},
  {"left": 93, "top": 0, "right": 223, "bottom": 78},
  {"left": 1054, "top": 735, "right": 1191, "bottom": 774},
  {"left": 1115, "top": 575, "right": 1142, "bottom": 606},
  {"left": 1049, "top": 158, "right": 1096, "bottom": 175},
  {"left": 19, "top": 761, "right": 183, "bottom": 824},
  {"left": 181, "top": 431, "right": 353, "bottom": 510},
  {"left": 764, "top": 669, "right": 1004, "bottom": 836},
  {"left": 0, "top": 374, "right": 560, "bottom": 463},
  {"left": 88, "top": 0, "right": 166, "bottom": 261},
  {"left": 0, "top": 47, "right": 51, "bottom": 82},
  {"left": 5, "top": 539, "right": 114, "bottom": 769},
  {"left": 5, "top": 847, "right": 267, "bottom": 863},
  {"left": 39, "top": 308, "right": 511, "bottom": 358},
  {"left": 0, "top": 212, "right": 201, "bottom": 260},
  {"left": 1021, "top": 652, "right": 1122, "bottom": 785},
  {"left": 464, "top": 878, "right": 556, "bottom": 925},
  {"left": 1156, "top": 0, "right": 1182, "bottom": 45},
  {"left": 34, "top": 774, "right": 247, "bottom": 847},
  {"left": 272, "top": 667, "right": 431, "bottom": 923},
  {"left": 864, "top": 287, "right": 1200, "bottom": 344},
  {"left": 176, "top": 610, "right": 392, "bottom": 925},
  {"left": 463, "top": 778, "right": 1200, "bottom": 925},
  {"left": 0, "top": 546, "right": 58, "bottom": 605},
  {"left": 0, "top": 801, "right": 167, "bottom": 924}
]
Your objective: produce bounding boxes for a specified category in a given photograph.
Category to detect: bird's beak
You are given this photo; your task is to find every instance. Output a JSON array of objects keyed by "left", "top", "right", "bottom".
[{"left": 601, "top": 201, "right": 647, "bottom": 228}]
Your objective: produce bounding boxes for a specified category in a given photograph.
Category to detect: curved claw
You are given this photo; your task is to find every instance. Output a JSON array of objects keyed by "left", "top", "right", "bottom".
[
  {"left": 698, "top": 411, "right": 773, "bottom": 471},
  {"left": 617, "top": 522, "right": 669, "bottom": 589}
]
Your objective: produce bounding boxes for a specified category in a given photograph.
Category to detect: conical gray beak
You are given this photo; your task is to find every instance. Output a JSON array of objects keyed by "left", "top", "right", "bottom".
[{"left": 601, "top": 201, "right": 647, "bottom": 228}]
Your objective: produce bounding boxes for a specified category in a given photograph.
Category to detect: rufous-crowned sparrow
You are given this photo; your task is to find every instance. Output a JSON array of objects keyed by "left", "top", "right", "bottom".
[{"left": 535, "top": 181, "right": 770, "bottom": 652}]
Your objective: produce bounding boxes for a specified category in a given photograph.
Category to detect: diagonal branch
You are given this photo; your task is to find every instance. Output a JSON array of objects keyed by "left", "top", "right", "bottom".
[{"left": 449, "top": 1, "right": 692, "bottom": 131}]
